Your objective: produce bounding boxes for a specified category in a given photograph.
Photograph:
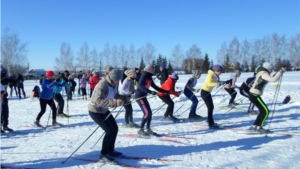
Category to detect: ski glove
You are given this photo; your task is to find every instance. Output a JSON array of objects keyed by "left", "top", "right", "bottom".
[
  {"left": 148, "top": 90, "right": 157, "bottom": 95},
  {"left": 115, "top": 99, "right": 124, "bottom": 107}
]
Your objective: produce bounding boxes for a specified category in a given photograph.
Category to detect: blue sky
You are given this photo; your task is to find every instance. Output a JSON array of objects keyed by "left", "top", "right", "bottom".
[{"left": 2, "top": 0, "right": 299, "bottom": 70}]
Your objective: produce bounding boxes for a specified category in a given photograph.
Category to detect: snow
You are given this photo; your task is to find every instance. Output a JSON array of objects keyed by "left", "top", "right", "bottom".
[{"left": 1, "top": 71, "right": 300, "bottom": 169}]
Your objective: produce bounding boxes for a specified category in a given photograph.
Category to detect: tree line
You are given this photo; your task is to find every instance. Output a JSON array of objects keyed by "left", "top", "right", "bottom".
[{"left": 1, "top": 27, "right": 299, "bottom": 76}]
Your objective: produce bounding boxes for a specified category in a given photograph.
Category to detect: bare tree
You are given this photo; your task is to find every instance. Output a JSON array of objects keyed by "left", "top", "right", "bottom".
[
  {"left": 289, "top": 33, "right": 300, "bottom": 69},
  {"left": 185, "top": 44, "right": 202, "bottom": 71},
  {"left": 228, "top": 37, "right": 240, "bottom": 64},
  {"left": 118, "top": 43, "right": 128, "bottom": 69},
  {"left": 55, "top": 42, "right": 74, "bottom": 71},
  {"left": 144, "top": 42, "right": 156, "bottom": 65},
  {"left": 217, "top": 42, "right": 228, "bottom": 64},
  {"left": 1, "top": 28, "right": 28, "bottom": 74},
  {"left": 90, "top": 47, "right": 99, "bottom": 73},
  {"left": 137, "top": 46, "right": 145, "bottom": 68},
  {"left": 171, "top": 44, "right": 184, "bottom": 69},
  {"left": 111, "top": 44, "right": 118, "bottom": 68},
  {"left": 128, "top": 43, "right": 136, "bottom": 68},
  {"left": 102, "top": 42, "right": 111, "bottom": 66},
  {"left": 76, "top": 42, "right": 91, "bottom": 73}
]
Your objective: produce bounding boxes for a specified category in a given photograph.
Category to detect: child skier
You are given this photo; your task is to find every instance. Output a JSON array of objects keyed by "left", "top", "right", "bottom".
[
  {"left": 79, "top": 74, "right": 89, "bottom": 100},
  {"left": 224, "top": 70, "right": 241, "bottom": 107},
  {"left": 239, "top": 73, "right": 257, "bottom": 115}
]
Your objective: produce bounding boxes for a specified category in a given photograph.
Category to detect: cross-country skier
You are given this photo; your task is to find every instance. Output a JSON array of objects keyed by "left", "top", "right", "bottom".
[
  {"left": 88, "top": 68, "right": 128, "bottom": 164},
  {"left": 239, "top": 73, "right": 257, "bottom": 115},
  {"left": 135, "top": 65, "right": 168, "bottom": 137},
  {"left": 158, "top": 73, "right": 181, "bottom": 121},
  {"left": 224, "top": 70, "right": 241, "bottom": 107},
  {"left": 119, "top": 69, "right": 139, "bottom": 128},
  {"left": 183, "top": 70, "right": 203, "bottom": 120},
  {"left": 201, "top": 65, "right": 228, "bottom": 129},
  {"left": 249, "top": 62, "right": 286, "bottom": 133},
  {"left": 34, "top": 70, "right": 65, "bottom": 127},
  {"left": 53, "top": 74, "right": 71, "bottom": 117},
  {"left": 156, "top": 65, "right": 169, "bottom": 85}
]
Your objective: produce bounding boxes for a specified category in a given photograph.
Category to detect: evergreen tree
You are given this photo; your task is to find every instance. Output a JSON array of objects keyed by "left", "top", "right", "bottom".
[
  {"left": 209, "top": 60, "right": 214, "bottom": 70},
  {"left": 250, "top": 56, "right": 256, "bottom": 72},
  {"left": 202, "top": 54, "right": 210, "bottom": 73},
  {"left": 223, "top": 55, "right": 231, "bottom": 73},
  {"left": 282, "top": 59, "right": 292, "bottom": 71},
  {"left": 139, "top": 56, "right": 146, "bottom": 70},
  {"left": 167, "top": 60, "right": 173, "bottom": 75}
]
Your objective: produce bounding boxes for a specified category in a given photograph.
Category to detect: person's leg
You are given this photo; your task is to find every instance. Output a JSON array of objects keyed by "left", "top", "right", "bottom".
[
  {"left": 48, "top": 99, "right": 57, "bottom": 122},
  {"left": 201, "top": 90, "right": 214, "bottom": 126},
  {"left": 1, "top": 95, "right": 9, "bottom": 129},
  {"left": 249, "top": 93, "right": 269, "bottom": 127},
  {"left": 136, "top": 98, "right": 151, "bottom": 129},
  {"left": 36, "top": 99, "right": 48, "bottom": 121},
  {"left": 225, "top": 88, "right": 237, "bottom": 104}
]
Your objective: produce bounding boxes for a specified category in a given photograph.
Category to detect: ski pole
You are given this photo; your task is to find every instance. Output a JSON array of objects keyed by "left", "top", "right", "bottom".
[
  {"left": 61, "top": 107, "right": 117, "bottom": 164},
  {"left": 220, "top": 97, "right": 246, "bottom": 116},
  {"left": 90, "top": 106, "right": 124, "bottom": 149},
  {"left": 266, "top": 75, "right": 283, "bottom": 137},
  {"left": 174, "top": 93, "right": 195, "bottom": 116}
]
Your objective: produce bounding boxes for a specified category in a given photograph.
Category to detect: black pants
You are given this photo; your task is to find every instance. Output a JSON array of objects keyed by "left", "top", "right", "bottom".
[
  {"left": 239, "top": 88, "right": 255, "bottom": 112},
  {"left": 90, "top": 89, "right": 94, "bottom": 98},
  {"left": 9, "top": 85, "right": 18, "bottom": 96},
  {"left": 67, "top": 88, "right": 72, "bottom": 100},
  {"left": 124, "top": 100, "right": 133, "bottom": 124},
  {"left": 158, "top": 95, "right": 174, "bottom": 117},
  {"left": 249, "top": 93, "right": 269, "bottom": 126},
  {"left": 53, "top": 93, "right": 65, "bottom": 114},
  {"left": 18, "top": 84, "right": 26, "bottom": 98},
  {"left": 36, "top": 98, "right": 57, "bottom": 121},
  {"left": 89, "top": 111, "right": 118, "bottom": 155},
  {"left": 225, "top": 88, "right": 237, "bottom": 104},
  {"left": 81, "top": 88, "right": 87, "bottom": 96},
  {"left": 201, "top": 90, "right": 214, "bottom": 126},
  {"left": 1, "top": 94, "right": 9, "bottom": 127},
  {"left": 136, "top": 97, "right": 152, "bottom": 129}
]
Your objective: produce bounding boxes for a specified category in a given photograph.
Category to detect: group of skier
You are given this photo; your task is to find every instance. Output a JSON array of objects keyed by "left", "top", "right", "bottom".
[{"left": 1, "top": 61, "right": 287, "bottom": 164}]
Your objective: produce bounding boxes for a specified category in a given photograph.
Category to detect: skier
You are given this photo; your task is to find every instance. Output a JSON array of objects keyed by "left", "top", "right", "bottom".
[
  {"left": 16, "top": 73, "right": 26, "bottom": 99},
  {"left": 119, "top": 69, "right": 139, "bottom": 127},
  {"left": 239, "top": 73, "right": 257, "bottom": 115},
  {"left": 1, "top": 64, "right": 14, "bottom": 133},
  {"left": 8, "top": 74, "right": 18, "bottom": 98},
  {"left": 89, "top": 71, "right": 100, "bottom": 98},
  {"left": 183, "top": 70, "right": 203, "bottom": 120},
  {"left": 79, "top": 74, "right": 89, "bottom": 100},
  {"left": 156, "top": 65, "right": 169, "bottom": 85},
  {"left": 34, "top": 70, "right": 65, "bottom": 127},
  {"left": 68, "top": 74, "right": 77, "bottom": 100},
  {"left": 201, "top": 65, "right": 227, "bottom": 129},
  {"left": 135, "top": 65, "right": 168, "bottom": 137},
  {"left": 158, "top": 73, "right": 181, "bottom": 121},
  {"left": 77, "top": 71, "right": 83, "bottom": 95},
  {"left": 249, "top": 62, "right": 286, "bottom": 133},
  {"left": 88, "top": 68, "right": 128, "bottom": 164},
  {"left": 224, "top": 70, "right": 241, "bottom": 107},
  {"left": 53, "top": 74, "right": 70, "bottom": 117}
]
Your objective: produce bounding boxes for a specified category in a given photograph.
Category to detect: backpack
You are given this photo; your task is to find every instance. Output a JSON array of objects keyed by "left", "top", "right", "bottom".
[{"left": 30, "top": 85, "right": 40, "bottom": 99}]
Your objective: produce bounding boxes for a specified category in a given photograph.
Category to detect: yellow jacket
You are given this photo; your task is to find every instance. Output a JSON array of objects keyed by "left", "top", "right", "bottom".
[{"left": 201, "top": 70, "right": 220, "bottom": 92}]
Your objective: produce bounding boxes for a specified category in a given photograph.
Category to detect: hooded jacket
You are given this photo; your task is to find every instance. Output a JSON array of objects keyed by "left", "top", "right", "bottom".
[
  {"left": 201, "top": 70, "right": 220, "bottom": 92},
  {"left": 158, "top": 76, "right": 179, "bottom": 97}
]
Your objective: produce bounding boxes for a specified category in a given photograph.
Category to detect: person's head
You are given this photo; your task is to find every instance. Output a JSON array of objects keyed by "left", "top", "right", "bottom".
[
  {"left": 160, "top": 65, "right": 165, "bottom": 71},
  {"left": 108, "top": 69, "right": 123, "bottom": 86},
  {"left": 135, "top": 68, "right": 140, "bottom": 73},
  {"left": 125, "top": 69, "right": 136, "bottom": 79},
  {"left": 79, "top": 71, "right": 83, "bottom": 74},
  {"left": 170, "top": 73, "right": 179, "bottom": 82},
  {"left": 234, "top": 70, "right": 241, "bottom": 77},
  {"left": 213, "top": 65, "right": 223, "bottom": 76},
  {"left": 262, "top": 62, "right": 274, "bottom": 73},
  {"left": 193, "top": 70, "right": 202, "bottom": 79},
  {"left": 46, "top": 70, "right": 55, "bottom": 80},
  {"left": 144, "top": 65, "right": 155, "bottom": 75}
]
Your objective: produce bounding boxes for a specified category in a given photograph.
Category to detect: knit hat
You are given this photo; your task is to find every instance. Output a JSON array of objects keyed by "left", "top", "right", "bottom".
[
  {"left": 213, "top": 65, "right": 223, "bottom": 72},
  {"left": 144, "top": 65, "right": 155, "bottom": 74},
  {"left": 234, "top": 70, "right": 241, "bottom": 76},
  {"left": 68, "top": 74, "right": 74, "bottom": 80},
  {"left": 105, "top": 65, "right": 114, "bottom": 73},
  {"left": 46, "top": 70, "right": 55, "bottom": 78},
  {"left": 193, "top": 70, "right": 202, "bottom": 76},
  {"left": 170, "top": 73, "right": 179, "bottom": 80},
  {"left": 109, "top": 69, "right": 123, "bottom": 81},
  {"left": 125, "top": 69, "right": 136, "bottom": 78},
  {"left": 262, "top": 62, "right": 273, "bottom": 70}
]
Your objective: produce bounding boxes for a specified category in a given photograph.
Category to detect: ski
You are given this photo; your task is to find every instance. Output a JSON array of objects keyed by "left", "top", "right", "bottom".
[
  {"left": 218, "top": 105, "right": 243, "bottom": 110},
  {"left": 120, "top": 133, "right": 193, "bottom": 140},
  {"left": 109, "top": 154, "right": 172, "bottom": 162},
  {"left": 73, "top": 157, "right": 144, "bottom": 169}
]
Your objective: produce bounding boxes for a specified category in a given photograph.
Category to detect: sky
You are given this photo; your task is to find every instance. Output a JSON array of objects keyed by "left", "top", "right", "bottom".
[{"left": 1, "top": 0, "right": 300, "bottom": 70}]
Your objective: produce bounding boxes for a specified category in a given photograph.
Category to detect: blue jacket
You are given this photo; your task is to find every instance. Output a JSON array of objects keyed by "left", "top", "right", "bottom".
[
  {"left": 53, "top": 79, "right": 70, "bottom": 94},
  {"left": 40, "top": 79, "right": 65, "bottom": 100},
  {"left": 135, "top": 72, "right": 166, "bottom": 98}
]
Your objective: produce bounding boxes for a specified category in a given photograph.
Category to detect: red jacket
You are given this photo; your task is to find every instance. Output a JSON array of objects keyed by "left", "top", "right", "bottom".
[
  {"left": 89, "top": 76, "right": 100, "bottom": 90},
  {"left": 158, "top": 76, "right": 179, "bottom": 97}
]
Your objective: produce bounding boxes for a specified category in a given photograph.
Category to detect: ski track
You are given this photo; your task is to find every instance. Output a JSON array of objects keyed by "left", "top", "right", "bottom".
[{"left": 1, "top": 72, "right": 300, "bottom": 169}]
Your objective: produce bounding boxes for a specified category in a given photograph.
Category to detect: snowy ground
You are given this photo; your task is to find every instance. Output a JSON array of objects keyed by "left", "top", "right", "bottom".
[{"left": 1, "top": 71, "right": 300, "bottom": 169}]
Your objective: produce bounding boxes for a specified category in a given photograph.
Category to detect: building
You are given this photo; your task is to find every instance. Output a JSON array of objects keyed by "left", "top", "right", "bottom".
[{"left": 26, "top": 69, "right": 46, "bottom": 80}]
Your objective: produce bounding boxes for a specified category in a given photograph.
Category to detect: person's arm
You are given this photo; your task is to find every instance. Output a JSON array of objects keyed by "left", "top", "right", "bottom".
[
  {"left": 185, "top": 78, "right": 196, "bottom": 91},
  {"left": 151, "top": 80, "right": 168, "bottom": 93},
  {"left": 231, "top": 77, "right": 238, "bottom": 88}
]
